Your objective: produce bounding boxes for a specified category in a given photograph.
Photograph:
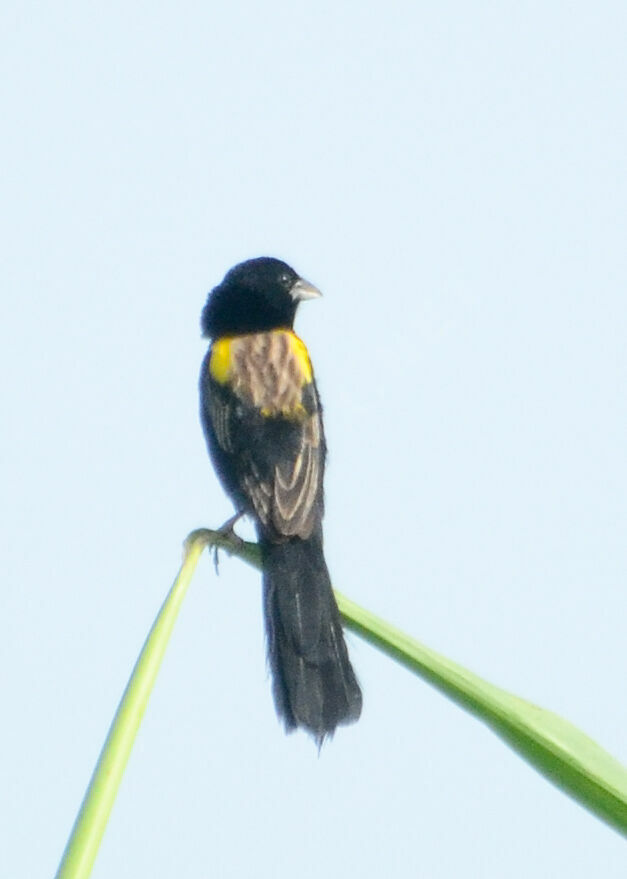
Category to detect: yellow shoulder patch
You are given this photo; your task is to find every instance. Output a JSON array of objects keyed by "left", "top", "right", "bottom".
[
  {"left": 209, "top": 337, "right": 234, "bottom": 384},
  {"left": 286, "top": 332, "right": 313, "bottom": 384}
]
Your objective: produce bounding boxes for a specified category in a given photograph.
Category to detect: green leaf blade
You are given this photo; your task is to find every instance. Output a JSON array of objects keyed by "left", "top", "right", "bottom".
[
  {"left": 56, "top": 528, "right": 627, "bottom": 879},
  {"left": 336, "top": 590, "right": 627, "bottom": 837}
]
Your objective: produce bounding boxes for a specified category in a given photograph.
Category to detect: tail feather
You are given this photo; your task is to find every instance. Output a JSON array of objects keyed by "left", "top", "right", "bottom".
[{"left": 262, "top": 534, "right": 362, "bottom": 744}]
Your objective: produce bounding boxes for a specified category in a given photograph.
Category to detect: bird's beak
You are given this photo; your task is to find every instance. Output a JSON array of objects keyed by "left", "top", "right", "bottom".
[{"left": 290, "top": 277, "right": 322, "bottom": 302}]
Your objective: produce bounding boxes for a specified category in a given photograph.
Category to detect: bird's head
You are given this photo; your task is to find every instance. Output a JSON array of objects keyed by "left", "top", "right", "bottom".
[{"left": 201, "top": 257, "right": 321, "bottom": 338}]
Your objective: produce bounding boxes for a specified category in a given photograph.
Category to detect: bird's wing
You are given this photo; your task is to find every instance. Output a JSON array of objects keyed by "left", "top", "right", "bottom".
[{"left": 241, "top": 395, "right": 323, "bottom": 539}]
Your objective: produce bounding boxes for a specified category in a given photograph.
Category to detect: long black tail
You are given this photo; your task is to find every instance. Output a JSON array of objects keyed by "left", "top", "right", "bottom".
[{"left": 261, "top": 532, "right": 362, "bottom": 745}]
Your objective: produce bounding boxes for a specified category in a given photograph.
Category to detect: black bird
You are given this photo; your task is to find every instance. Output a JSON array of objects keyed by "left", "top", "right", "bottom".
[{"left": 199, "top": 257, "right": 362, "bottom": 744}]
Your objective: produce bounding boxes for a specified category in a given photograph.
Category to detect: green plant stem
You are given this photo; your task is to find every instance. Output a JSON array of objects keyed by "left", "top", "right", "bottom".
[
  {"left": 55, "top": 531, "right": 211, "bottom": 879},
  {"left": 56, "top": 527, "right": 627, "bottom": 879}
]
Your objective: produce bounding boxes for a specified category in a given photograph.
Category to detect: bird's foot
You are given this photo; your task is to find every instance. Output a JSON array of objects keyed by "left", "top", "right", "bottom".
[{"left": 212, "top": 511, "right": 245, "bottom": 573}]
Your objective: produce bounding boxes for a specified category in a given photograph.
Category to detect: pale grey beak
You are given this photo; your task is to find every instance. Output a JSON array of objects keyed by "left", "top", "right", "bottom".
[{"left": 290, "top": 277, "right": 322, "bottom": 302}]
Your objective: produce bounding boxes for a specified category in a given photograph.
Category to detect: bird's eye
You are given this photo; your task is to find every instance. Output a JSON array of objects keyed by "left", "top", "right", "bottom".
[{"left": 278, "top": 272, "right": 291, "bottom": 287}]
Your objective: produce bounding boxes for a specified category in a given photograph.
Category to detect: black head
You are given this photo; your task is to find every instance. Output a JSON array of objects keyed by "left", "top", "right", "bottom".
[{"left": 201, "top": 257, "right": 321, "bottom": 338}]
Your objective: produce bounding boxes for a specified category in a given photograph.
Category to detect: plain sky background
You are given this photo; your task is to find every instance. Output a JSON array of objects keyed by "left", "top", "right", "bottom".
[{"left": 2, "top": 2, "right": 626, "bottom": 876}]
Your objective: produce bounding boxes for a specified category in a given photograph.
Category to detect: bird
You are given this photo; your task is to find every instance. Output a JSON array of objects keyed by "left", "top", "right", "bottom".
[{"left": 199, "top": 257, "right": 362, "bottom": 745}]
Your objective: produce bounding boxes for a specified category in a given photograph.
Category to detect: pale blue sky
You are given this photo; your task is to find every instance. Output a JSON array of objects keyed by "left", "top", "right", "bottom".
[{"left": 2, "top": 2, "right": 627, "bottom": 876}]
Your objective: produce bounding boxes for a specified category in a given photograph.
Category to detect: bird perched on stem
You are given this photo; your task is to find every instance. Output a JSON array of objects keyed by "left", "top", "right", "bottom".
[{"left": 199, "top": 257, "right": 362, "bottom": 745}]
